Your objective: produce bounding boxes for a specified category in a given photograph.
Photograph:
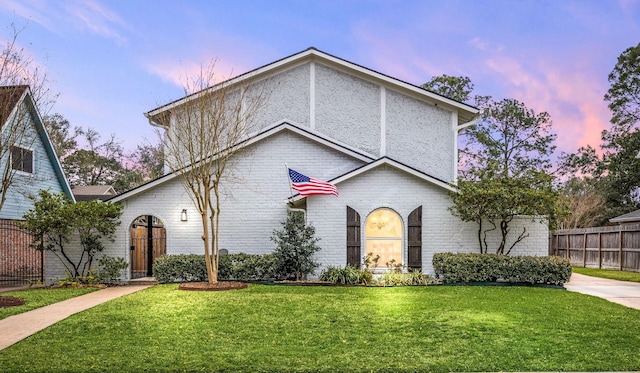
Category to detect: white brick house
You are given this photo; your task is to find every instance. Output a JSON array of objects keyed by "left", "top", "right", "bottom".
[{"left": 47, "top": 48, "right": 549, "bottom": 282}]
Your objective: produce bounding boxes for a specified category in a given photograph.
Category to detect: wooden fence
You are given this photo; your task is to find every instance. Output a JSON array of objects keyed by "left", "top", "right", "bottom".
[{"left": 551, "top": 224, "right": 640, "bottom": 272}]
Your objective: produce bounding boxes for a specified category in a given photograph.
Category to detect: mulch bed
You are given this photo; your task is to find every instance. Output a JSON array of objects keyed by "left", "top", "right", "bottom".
[
  {"left": 178, "top": 281, "right": 248, "bottom": 291},
  {"left": 0, "top": 296, "right": 25, "bottom": 308}
]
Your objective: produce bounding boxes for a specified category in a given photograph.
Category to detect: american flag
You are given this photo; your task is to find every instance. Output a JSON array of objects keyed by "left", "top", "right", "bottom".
[{"left": 288, "top": 168, "right": 338, "bottom": 197}]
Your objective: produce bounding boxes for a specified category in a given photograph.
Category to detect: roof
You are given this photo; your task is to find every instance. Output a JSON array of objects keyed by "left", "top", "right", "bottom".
[
  {"left": 145, "top": 47, "right": 479, "bottom": 127},
  {"left": 0, "top": 85, "right": 28, "bottom": 126},
  {"left": 610, "top": 209, "right": 640, "bottom": 224},
  {"left": 288, "top": 157, "right": 456, "bottom": 202},
  {"left": 72, "top": 185, "right": 117, "bottom": 196},
  {"left": 107, "top": 121, "right": 375, "bottom": 203}
]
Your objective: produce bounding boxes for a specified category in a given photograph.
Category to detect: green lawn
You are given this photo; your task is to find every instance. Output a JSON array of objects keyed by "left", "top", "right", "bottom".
[
  {"left": 0, "top": 287, "right": 99, "bottom": 320},
  {"left": 1, "top": 284, "right": 639, "bottom": 372},
  {"left": 573, "top": 266, "right": 640, "bottom": 282}
]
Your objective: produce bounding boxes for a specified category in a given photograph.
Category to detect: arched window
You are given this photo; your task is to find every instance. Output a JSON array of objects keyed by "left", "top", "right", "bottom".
[{"left": 365, "top": 208, "right": 402, "bottom": 267}]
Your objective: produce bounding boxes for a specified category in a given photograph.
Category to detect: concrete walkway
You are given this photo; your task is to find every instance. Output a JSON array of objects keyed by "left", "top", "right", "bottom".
[
  {"left": 0, "top": 284, "right": 152, "bottom": 350},
  {"left": 565, "top": 272, "right": 640, "bottom": 310}
]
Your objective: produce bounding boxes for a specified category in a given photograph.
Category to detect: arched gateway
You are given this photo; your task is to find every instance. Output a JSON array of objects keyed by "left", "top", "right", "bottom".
[{"left": 129, "top": 215, "right": 166, "bottom": 278}]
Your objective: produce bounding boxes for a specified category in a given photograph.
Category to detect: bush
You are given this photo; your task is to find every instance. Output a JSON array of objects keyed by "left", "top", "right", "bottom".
[
  {"left": 219, "top": 253, "right": 279, "bottom": 281},
  {"left": 153, "top": 253, "right": 280, "bottom": 283},
  {"left": 320, "top": 265, "right": 372, "bottom": 285},
  {"left": 96, "top": 256, "right": 128, "bottom": 285},
  {"left": 271, "top": 212, "right": 321, "bottom": 281},
  {"left": 376, "top": 269, "right": 437, "bottom": 286},
  {"left": 433, "top": 253, "right": 572, "bottom": 285},
  {"left": 153, "top": 254, "right": 207, "bottom": 283}
]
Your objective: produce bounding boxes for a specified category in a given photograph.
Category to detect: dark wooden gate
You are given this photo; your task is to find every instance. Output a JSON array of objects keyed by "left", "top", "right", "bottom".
[
  {"left": 130, "top": 216, "right": 166, "bottom": 279},
  {"left": 407, "top": 206, "right": 422, "bottom": 270},
  {"left": 346, "top": 206, "right": 361, "bottom": 267}
]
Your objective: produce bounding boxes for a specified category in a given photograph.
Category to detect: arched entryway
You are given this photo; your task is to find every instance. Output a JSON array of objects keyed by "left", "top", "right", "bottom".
[
  {"left": 365, "top": 208, "right": 403, "bottom": 268},
  {"left": 129, "top": 215, "right": 166, "bottom": 278}
]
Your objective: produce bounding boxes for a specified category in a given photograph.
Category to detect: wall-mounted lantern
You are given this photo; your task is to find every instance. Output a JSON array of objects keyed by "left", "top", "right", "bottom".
[{"left": 181, "top": 209, "right": 188, "bottom": 222}]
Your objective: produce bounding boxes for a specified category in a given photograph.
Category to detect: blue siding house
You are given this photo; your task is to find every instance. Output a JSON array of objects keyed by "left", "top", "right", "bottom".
[{"left": 0, "top": 85, "right": 73, "bottom": 219}]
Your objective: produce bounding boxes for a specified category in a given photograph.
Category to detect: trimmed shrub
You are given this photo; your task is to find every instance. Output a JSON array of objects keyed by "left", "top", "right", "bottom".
[
  {"left": 153, "top": 253, "right": 279, "bottom": 283},
  {"left": 153, "top": 254, "right": 207, "bottom": 283},
  {"left": 219, "top": 253, "right": 279, "bottom": 281},
  {"left": 433, "top": 253, "right": 571, "bottom": 285}
]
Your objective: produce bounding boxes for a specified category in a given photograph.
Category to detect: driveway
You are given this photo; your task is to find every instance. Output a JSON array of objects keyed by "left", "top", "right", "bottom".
[{"left": 565, "top": 272, "right": 640, "bottom": 310}]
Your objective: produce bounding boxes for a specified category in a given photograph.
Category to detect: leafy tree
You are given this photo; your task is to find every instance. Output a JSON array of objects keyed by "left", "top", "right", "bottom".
[
  {"left": 42, "top": 113, "right": 80, "bottom": 159},
  {"left": 271, "top": 212, "right": 321, "bottom": 281},
  {"left": 157, "top": 60, "right": 267, "bottom": 284},
  {"left": 451, "top": 97, "right": 560, "bottom": 254},
  {"left": 604, "top": 42, "right": 640, "bottom": 132},
  {"left": 20, "top": 190, "right": 123, "bottom": 279},
  {"left": 422, "top": 75, "right": 474, "bottom": 103},
  {"left": 558, "top": 43, "right": 640, "bottom": 222},
  {"left": 63, "top": 127, "right": 141, "bottom": 192},
  {"left": 132, "top": 142, "right": 164, "bottom": 181}
]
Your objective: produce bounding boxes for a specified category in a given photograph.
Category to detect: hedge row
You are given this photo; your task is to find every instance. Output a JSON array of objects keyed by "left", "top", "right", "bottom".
[
  {"left": 152, "top": 253, "right": 280, "bottom": 283},
  {"left": 432, "top": 253, "right": 572, "bottom": 285}
]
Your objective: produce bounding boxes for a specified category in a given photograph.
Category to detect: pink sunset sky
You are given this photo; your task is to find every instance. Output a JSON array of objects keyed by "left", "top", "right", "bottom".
[{"left": 0, "top": 0, "right": 638, "bottom": 161}]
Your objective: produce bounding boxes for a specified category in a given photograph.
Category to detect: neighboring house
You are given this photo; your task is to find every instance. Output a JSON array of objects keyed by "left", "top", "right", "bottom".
[
  {"left": 0, "top": 85, "right": 74, "bottom": 285},
  {"left": 0, "top": 85, "right": 74, "bottom": 217},
  {"left": 72, "top": 185, "right": 117, "bottom": 202},
  {"left": 46, "top": 48, "right": 548, "bottom": 283},
  {"left": 609, "top": 209, "right": 640, "bottom": 225}
]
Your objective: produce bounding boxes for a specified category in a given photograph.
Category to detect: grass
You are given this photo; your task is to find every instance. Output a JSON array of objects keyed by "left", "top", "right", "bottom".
[
  {"left": 0, "top": 287, "right": 99, "bottom": 320},
  {"left": 0, "top": 284, "right": 639, "bottom": 372},
  {"left": 573, "top": 266, "right": 640, "bottom": 282}
]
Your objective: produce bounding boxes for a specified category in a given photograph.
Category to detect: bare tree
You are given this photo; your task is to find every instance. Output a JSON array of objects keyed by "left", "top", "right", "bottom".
[
  {"left": 0, "top": 25, "right": 57, "bottom": 212},
  {"left": 154, "top": 62, "right": 267, "bottom": 284}
]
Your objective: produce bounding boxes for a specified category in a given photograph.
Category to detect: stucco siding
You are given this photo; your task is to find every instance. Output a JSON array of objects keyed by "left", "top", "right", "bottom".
[
  {"left": 385, "top": 90, "right": 455, "bottom": 182},
  {"left": 248, "top": 63, "right": 311, "bottom": 130},
  {"left": 315, "top": 64, "right": 380, "bottom": 156},
  {"left": 307, "top": 165, "right": 548, "bottom": 276}
]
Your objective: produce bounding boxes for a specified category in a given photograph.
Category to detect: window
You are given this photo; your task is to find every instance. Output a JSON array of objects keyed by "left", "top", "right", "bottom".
[
  {"left": 365, "top": 208, "right": 402, "bottom": 267},
  {"left": 11, "top": 146, "right": 33, "bottom": 174}
]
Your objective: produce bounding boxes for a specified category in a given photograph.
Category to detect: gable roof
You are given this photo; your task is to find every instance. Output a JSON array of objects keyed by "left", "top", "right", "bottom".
[
  {"left": 288, "top": 156, "right": 456, "bottom": 202},
  {"left": 107, "top": 121, "right": 375, "bottom": 203},
  {"left": 146, "top": 47, "right": 479, "bottom": 127},
  {"left": 0, "top": 85, "right": 75, "bottom": 202}
]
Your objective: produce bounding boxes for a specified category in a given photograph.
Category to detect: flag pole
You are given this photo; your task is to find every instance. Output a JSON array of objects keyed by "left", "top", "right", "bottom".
[{"left": 285, "top": 163, "right": 294, "bottom": 200}]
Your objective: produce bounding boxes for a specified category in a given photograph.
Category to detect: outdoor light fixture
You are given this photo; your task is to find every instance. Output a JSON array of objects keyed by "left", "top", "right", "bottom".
[{"left": 181, "top": 209, "right": 188, "bottom": 222}]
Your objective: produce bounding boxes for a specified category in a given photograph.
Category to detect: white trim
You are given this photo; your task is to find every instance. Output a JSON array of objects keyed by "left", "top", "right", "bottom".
[
  {"left": 310, "top": 60, "right": 316, "bottom": 130},
  {"left": 451, "top": 111, "right": 458, "bottom": 185},
  {"left": 380, "top": 86, "right": 386, "bottom": 157},
  {"left": 289, "top": 157, "right": 456, "bottom": 203}
]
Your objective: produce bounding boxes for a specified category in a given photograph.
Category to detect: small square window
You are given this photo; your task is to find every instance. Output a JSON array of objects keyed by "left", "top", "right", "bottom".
[{"left": 11, "top": 146, "right": 33, "bottom": 174}]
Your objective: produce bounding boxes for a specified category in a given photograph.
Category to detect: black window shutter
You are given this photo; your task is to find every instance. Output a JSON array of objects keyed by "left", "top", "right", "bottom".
[
  {"left": 408, "top": 206, "right": 422, "bottom": 270},
  {"left": 346, "top": 206, "right": 361, "bottom": 267}
]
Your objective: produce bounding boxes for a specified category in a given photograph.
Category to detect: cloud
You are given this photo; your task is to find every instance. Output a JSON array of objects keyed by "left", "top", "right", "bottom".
[
  {"left": 484, "top": 54, "right": 609, "bottom": 155},
  {"left": 145, "top": 58, "right": 245, "bottom": 91},
  {"left": 0, "top": 0, "right": 59, "bottom": 31},
  {"left": 62, "top": 0, "right": 129, "bottom": 44}
]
